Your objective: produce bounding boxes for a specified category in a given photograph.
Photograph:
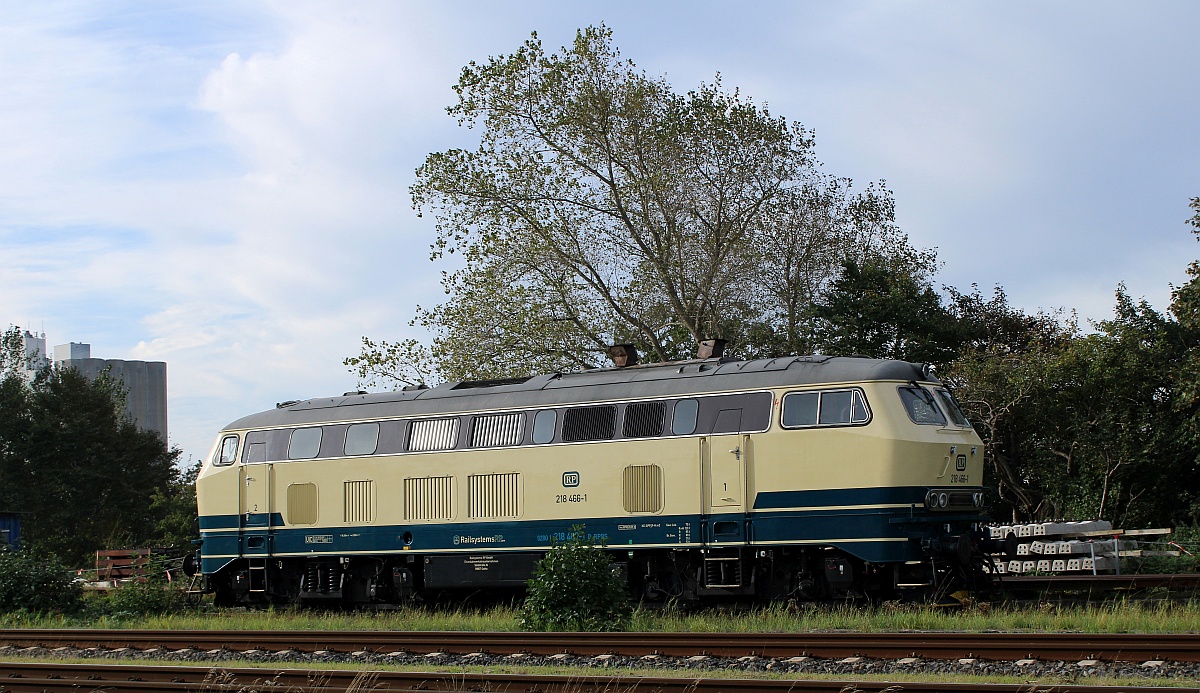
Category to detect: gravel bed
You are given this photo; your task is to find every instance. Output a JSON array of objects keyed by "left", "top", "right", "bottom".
[{"left": 2, "top": 644, "right": 1198, "bottom": 682}]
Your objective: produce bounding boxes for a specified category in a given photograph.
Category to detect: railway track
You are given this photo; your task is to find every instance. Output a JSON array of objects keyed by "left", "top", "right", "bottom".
[
  {"left": 0, "top": 661, "right": 1188, "bottom": 693},
  {"left": 1, "top": 629, "right": 1198, "bottom": 663}
]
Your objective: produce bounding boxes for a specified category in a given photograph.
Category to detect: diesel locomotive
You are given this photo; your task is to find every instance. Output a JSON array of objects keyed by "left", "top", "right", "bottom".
[{"left": 189, "top": 352, "right": 993, "bottom": 606}]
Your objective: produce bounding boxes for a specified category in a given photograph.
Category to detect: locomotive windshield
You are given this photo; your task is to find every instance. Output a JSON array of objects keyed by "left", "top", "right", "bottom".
[
  {"left": 935, "top": 389, "right": 971, "bottom": 428},
  {"left": 898, "top": 386, "right": 946, "bottom": 425}
]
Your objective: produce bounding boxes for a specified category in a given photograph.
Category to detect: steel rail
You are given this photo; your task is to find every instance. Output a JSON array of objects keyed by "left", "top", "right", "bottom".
[
  {"left": 1, "top": 629, "right": 1198, "bottom": 663},
  {"left": 0, "top": 661, "right": 1187, "bottom": 693}
]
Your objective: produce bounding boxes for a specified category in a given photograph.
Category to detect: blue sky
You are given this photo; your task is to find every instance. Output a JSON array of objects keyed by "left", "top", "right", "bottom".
[{"left": 2, "top": 1, "right": 1198, "bottom": 462}]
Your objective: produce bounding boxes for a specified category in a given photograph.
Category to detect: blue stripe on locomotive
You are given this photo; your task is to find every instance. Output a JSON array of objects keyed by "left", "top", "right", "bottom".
[{"left": 199, "top": 485, "right": 986, "bottom": 574}]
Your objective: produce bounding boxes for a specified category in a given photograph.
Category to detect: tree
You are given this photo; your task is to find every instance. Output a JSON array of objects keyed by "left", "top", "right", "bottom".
[
  {"left": 0, "top": 326, "right": 28, "bottom": 378},
  {"left": 940, "top": 287, "right": 1079, "bottom": 520},
  {"left": 809, "top": 259, "right": 961, "bottom": 364},
  {"left": 148, "top": 458, "right": 202, "bottom": 554},
  {"left": 0, "top": 365, "right": 183, "bottom": 564},
  {"left": 349, "top": 26, "right": 928, "bottom": 387},
  {"left": 942, "top": 199, "right": 1200, "bottom": 527}
]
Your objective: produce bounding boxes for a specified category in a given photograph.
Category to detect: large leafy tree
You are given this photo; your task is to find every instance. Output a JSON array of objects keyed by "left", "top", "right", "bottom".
[
  {"left": 349, "top": 26, "right": 928, "bottom": 387},
  {"left": 0, "top": 355, "right": 184, "bottom": 564}
]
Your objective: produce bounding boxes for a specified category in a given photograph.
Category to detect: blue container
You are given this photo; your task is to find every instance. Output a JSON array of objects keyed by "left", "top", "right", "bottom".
[{"left": 0, "top": 512, "right": 20, "bottom": 550}]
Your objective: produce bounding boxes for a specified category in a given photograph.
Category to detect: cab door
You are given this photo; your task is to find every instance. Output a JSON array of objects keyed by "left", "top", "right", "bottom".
[
  {"left": 706, "top": 433, "right": 744, "bottom": 513},
  {"left": 239, "top": 462, "right": 272, "bottom": 528},
  {"left": 702, "top": 406, "right": 747, "bottom": 545}
]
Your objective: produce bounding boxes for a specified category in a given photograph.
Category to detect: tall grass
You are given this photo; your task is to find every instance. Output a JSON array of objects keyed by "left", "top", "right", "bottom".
[{"left": 2, "top": 599, "right": 1198, "bottom": 633}]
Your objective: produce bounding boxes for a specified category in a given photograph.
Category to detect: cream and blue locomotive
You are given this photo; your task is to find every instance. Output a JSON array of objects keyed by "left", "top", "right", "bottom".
[{"left": 191, "top": 354, "right": 991, "bottom": 605}]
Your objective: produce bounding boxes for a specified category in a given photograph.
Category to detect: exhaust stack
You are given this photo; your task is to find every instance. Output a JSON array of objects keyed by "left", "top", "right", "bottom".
[
  {"left": 697, "top": 338, "right": 727, "bottom": 359},
  {"left": 607, "top": 344, "right": 639, "bottom": 367}
]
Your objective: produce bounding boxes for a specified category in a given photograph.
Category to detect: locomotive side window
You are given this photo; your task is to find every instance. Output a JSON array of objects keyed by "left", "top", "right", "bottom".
[
  {"left": 819, "top": 391, "right": 852, "bottom": 424},
  {"left": 672, "top": 399, "right": 698, "bottom": 435},
  {"left": 935, "top": 389, "right": 971, "bottom": 427},
  {"left": 782, "top": 389, "right": 870, "bottom": 428},
  {"left": 214, "top": 435, "right": 239, "bottom": 466},
  {"left": 344, "top": 422, "right": 380, "bottom": 456},
  {"left": 562, "top": 405, "right": 616, "bottom": 442},
  {"left": 244, "top": 442, "right": 266, "bottom": 463},
  {"left": 623, "top": 401, "right": 665, "bottom": 438},
  {"left": 899, "top": 386, "right": 946, "bottom": 425},
  {"left": 376, "top": 420, "right": 407, "bottom": 454},
  {"left": 288, "top": 427, "right": 323, "bottom": 459},
  {"left": 471, "top": 412, "right": 524, "bottom": 448},
  {"left": 782, "top": 392, "right": 818, "bottom": 427},
  {"left": 532, "top": 410, "right": 556, "bottom": 444},
  {"left": 852, "top": 391, "right": 869, "bottom": 422},
  {"left": 243, "top": 431, "right": 268, "bottom": 463},
  {"left": 408, "top": 417, "right": 459, "bottom": 452}
]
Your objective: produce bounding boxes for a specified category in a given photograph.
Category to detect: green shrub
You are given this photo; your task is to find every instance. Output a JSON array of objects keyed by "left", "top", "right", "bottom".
[
  {"left": 521, "top": 525, "right": 630, "bottom": 631},
  {"left": 94, "top": 556, "right": 190, "bottom": 617},
  {"left": 0, "top": 546, "right": 81, "bottom": 614}
]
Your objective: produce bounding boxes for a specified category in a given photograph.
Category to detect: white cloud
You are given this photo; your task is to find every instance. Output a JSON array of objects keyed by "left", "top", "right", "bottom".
[{"left": 2, "top": 1, "right": 1198, "bottom": 460}]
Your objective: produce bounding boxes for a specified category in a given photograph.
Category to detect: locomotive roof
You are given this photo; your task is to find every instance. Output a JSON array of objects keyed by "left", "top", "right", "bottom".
[{"left": 224, "top": 355, "right": 938, "bottom": 431}]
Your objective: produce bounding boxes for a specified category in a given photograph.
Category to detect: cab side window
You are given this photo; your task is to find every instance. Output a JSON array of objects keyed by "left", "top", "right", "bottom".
[
  {"left": 782, "top": 389, "right": 870, "bottom": 428},
  {"left": 214, "top": 435, "right": 239, "bottom": 466}
]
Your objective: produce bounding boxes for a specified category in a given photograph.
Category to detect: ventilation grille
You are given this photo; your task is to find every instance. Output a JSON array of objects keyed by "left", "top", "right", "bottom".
[
  {"left": 562, "top": 405, "right": 616, "bottom": 442},
  {"left": 343, "top": 480, "right": 375, "bottom": 524},
  {"left": 623, "top": 464, "right": 664, "bottom": 513},
  {"left": 469, "top": 472, "right": 521, "bottom": 519},
  {"left": 405, "top": 476, "right": 454, "bottom": 520},
  {"left": 623, "top": 401, "right": 665, "bottom": 438},
  {"left": 409, "top": 417, "right": 459, "bottom": 452},
  {"left": 286, "top": 483, "right": 318, "bottom": 525},
  {"left": 471, "top": 412, "right": 524, "bottom": 448}
]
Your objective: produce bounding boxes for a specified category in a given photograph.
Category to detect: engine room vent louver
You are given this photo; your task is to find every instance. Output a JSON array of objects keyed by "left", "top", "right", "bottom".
[
  {"left": 468, "top": 472, "right": 521, "bottom": 519},
  {"left": 405, "top": 476, "right": 454, "bottom": 520},
  {"left": 471, "top": 412, "right": 524, "bottom": 448},
  {"left": 623, "top": 464, "right": 664, "bottom": 513},
  {"left": 343, "top": 480, "right": 375, "bottom": 524},
  {"left": 623, "top": 401, "right": 665, "bottom": 438},
  {"left": 562, "top": 405, "right": 616, "bottom": 442},
  {"left": 408, "top": 417, "right": 459, "bottom": 452}
]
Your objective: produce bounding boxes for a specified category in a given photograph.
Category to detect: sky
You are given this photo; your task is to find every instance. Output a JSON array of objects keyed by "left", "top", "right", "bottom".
[{"left": 2, "top": 1, "right": 1198, "bottom": 463}]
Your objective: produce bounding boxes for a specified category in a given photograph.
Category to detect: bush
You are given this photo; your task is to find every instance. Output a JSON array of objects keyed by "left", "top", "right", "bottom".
[
  {"left": 93, "top": 556, "right": 190, "bottom": 617},
  {"left": 0, "top": 546, "right": 81, "bottom": 614},
  {"left": 521, "top": 525, "right": 630, "bottom": 631}
]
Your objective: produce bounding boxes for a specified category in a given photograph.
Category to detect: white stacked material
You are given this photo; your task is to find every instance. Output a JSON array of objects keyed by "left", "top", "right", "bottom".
[
  {"left": 1039, "top": 520, "right": 1113, "bottom": 536},
  {"left": 987, "top": 520, "right": 1114, "bottom": 539}
]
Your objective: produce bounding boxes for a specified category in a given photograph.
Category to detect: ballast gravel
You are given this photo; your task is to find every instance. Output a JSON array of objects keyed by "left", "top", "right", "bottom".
[{"left": 1, "top": 644, "right": 1198, "bottom": 682}]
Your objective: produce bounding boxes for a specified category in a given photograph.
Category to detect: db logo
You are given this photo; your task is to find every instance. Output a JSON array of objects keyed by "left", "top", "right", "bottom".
[
  {"left": 562, "top": 471, "right": 580, "bottom": 487},
  {"left": 955, "top": 455, "right": 967, "bottom": 472}
]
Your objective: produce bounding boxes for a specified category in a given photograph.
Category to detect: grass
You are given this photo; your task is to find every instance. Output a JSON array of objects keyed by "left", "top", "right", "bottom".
[{"left": 2, "top": 598, "right": 1200, "bottom": 633}]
